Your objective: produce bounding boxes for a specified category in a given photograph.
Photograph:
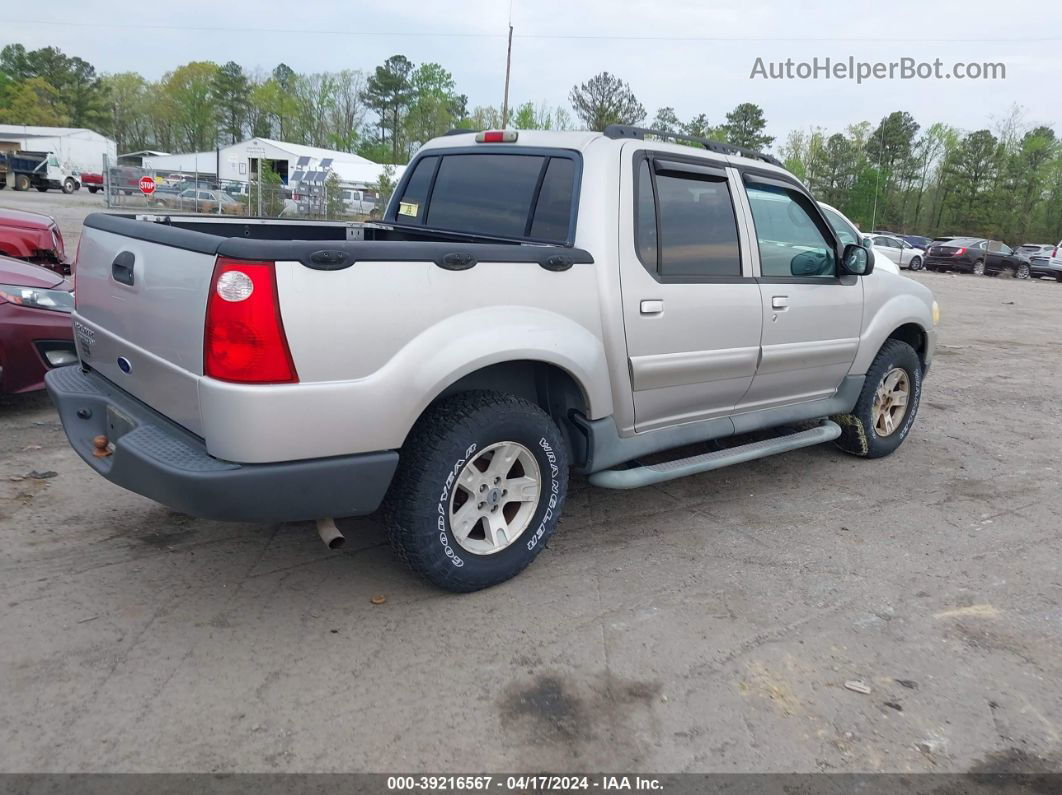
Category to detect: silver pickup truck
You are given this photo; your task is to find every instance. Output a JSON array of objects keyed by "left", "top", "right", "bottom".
[{"left": 47, "top": 126, "right": 938, "bottom": 592}]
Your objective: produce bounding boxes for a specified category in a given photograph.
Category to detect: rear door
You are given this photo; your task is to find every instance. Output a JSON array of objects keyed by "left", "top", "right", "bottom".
[
  {"left": 618, "top": 147, "right": 762, "bottom": 432},
  {"left": 737, "top": 175, "right": 863, "bottom": 411}
]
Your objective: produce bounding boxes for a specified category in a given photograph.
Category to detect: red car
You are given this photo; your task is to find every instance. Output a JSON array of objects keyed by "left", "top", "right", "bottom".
[
  {"left": 0, "top": 208, "right": 70, "bottom": 276},
  {"left": 0, "top": 255, "right": 76, "bottom": 393}
]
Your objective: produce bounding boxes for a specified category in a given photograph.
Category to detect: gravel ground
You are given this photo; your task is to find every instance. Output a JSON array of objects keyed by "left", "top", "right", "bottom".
[{"left": 2, "top": 190, "right": 1061, "bottom": 774}]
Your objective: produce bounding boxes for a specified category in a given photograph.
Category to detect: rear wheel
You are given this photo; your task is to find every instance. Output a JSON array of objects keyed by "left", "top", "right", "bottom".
[
  {"left": 972, "top": 259, "right": 986, "bottom": 276},
  {"left": 14, "top": 174, "right": 30, "bottom": 191},
  {"left": 833, "top": 339, "right": 922, "bottom": 459},
  {"left": 384, "top": 391, "right": 569, "bottom": 592},
  {"left": 35, "top": 185, "right": 49, "bottom": 192},
  {"left": 87, "top": 186, "right": 98, "bottom": 194}
]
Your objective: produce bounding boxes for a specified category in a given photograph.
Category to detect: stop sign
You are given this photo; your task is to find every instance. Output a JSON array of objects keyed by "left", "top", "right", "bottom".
[{"left": 139, "top": 176, "right": 156, "bottom": 195}]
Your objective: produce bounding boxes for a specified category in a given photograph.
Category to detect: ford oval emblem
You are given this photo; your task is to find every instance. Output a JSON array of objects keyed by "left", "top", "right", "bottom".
[{"left": 117, "top": 357, "right": 132, "bottom": 374}]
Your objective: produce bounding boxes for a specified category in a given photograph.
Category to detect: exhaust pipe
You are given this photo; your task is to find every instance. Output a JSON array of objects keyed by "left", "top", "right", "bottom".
[{"left": 316, "top": 518, "right": 345, "bottom": 550}]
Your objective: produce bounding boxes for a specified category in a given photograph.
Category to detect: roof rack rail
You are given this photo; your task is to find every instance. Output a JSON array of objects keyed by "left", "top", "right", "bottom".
[{"left": 602, "top": 125, "right": 783, "bottom": 168}]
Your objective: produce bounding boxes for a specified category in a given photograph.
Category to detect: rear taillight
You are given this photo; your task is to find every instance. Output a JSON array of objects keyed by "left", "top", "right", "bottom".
[
  {"left": 204, "top": 257, "right": 298, "bottom": 384},
  {"left": 953, "top": 247, "right": 966, "bottom": 256},
  {"left": 1054, "top": 246, "right": 1058, "bottom": 258}
]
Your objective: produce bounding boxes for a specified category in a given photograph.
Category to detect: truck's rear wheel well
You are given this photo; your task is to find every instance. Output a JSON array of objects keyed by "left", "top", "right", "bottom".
[
  {"left": 886, "top": 323, "right": 927, "bottom": 367},
  {"left": 425, "top": 361, "right": 590, "bottom": 461}
]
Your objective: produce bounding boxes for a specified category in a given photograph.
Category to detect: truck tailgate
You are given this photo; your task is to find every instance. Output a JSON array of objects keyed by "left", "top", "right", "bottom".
[{"left": 73, "top": 223, "right": 216, "bottom": 434}]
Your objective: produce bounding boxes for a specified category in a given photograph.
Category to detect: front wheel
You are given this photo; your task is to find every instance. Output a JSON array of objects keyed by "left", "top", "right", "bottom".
[
  {"left": 972, "top": 259, "right": 986, "bottom": 276},
  {"left": 62, "top": 178, "right": 76, "bottom": 194},
  {"left": 909, "top": 257, "right": 923, "bottom": 271},
  {"left": 833, "top": 339, "right": 922, "bottom": 459},
  {"left": 1015, "top": 262, "right": 1031, "bottom": 280},
  {"left": 384, "top": 391, "right": 569, "bottom": 592}
]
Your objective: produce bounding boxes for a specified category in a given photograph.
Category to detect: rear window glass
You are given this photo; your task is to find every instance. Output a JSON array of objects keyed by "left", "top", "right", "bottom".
[
  {"left": 395, "top": 156, "right": 436, "bottom": 222},
  {"left": 396, "top": 152, "right": 576, "bottom": 242},
  {"left": 529, "top": 158, "right": 575, "bottom": 241}
]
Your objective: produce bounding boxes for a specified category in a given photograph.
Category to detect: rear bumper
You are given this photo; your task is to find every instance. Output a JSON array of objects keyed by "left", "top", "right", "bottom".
[
  {"left": 1030, "top": 259, "right": 1062, "bottom": 276},
  {"left": 45, "top": 366, "right": 399, "bottom": 522}
]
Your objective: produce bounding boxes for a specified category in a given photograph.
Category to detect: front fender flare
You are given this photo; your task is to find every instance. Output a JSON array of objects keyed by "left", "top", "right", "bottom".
[{"left": 851, "top": 293, "right": 933, "bottom": 375}]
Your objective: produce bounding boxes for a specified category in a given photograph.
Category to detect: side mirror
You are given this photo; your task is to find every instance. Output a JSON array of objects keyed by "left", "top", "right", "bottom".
[
  {"left": 841, "top": 243, "right": 874, "bottom": 275},
  {"left": 791, "top": 250, "right": 830, "bottom": 276},
  {"left": 862, "top": 236, "right": 875, "bottom": 249}
]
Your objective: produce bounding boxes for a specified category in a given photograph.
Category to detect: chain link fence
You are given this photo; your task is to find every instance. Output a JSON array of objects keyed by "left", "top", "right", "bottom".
[{"left": 101, "top": 156, "right": 381, "bottom": 221}]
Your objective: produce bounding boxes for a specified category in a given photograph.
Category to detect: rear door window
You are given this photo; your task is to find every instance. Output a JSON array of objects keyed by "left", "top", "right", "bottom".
[
  {"left": 394, "top": 152, "right": 578, "bottom": 242},
  {"left": 634, "top": 157, "right": 742, "bottom": 279}
]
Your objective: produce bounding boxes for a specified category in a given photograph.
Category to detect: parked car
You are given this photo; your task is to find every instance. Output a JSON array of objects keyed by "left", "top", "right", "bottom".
[
  {"left": 1028, "top": 242, "right": 1062, "bottom": 281},
  {"left": 0, "top": 208, "right": 70, "bottom": 276},
  {"left": 79, "top": 172, "right": 105, "bottom": 194},
  {"left": 342, "top": 189, "right": 377, "bottom": 215},
  {"left": 48, "top": 126, "right": 938, "bottom": 592},
  {"left": 0, "top": 255, "right": 76, "bottom": 393},
  {"left": 901, "top": 234, "right": 933, "bottom": 250},
  {"left": 870, "top": 233, "right": 925, "bottom": 270},
  {"left": 817, "top": 203, "right": 900, "bottom": 275},
  {"left": 157, "top": 188, "right": 244, "bottom": 215},
  {"left": 924, "top": 237, "right": 1032, "bottom": 278}
]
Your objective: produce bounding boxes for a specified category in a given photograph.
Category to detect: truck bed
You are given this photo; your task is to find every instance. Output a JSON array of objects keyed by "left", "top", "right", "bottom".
[
  {"left": 72, "top": 212, "right": 600, "bottom": 463},
  {"left": 92, "top": 213, "right": 592, "bottom": 271}
]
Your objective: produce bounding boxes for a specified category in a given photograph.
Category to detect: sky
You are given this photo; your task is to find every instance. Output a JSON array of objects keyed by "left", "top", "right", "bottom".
[{"left": 8, "top": 0, "right": 1062, "bottom": 145}]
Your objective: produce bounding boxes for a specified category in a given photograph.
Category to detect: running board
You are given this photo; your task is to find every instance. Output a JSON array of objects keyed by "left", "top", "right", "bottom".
[{"left": 588, "top": 420, "right": 842, "bottom": 490}]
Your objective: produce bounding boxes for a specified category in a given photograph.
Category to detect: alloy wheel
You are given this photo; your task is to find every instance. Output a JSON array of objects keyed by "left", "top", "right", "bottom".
[
  {"left": 448, "top": 441, "right": 542, "bottom": 555},
  {"left": 872, "top": 368, "right": 911, "bottom": 437}
]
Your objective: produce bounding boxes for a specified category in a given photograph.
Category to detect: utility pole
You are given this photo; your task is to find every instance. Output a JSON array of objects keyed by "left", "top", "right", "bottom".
[
  {"left": 501, "top": 1, "right": 514, "bottom": 128},
  {"left": 871, "top": 120, "right": 885, "bottom": 231}
]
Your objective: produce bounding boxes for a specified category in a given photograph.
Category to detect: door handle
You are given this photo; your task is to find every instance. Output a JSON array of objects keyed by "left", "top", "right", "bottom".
[
  {"left": 640, "top": 299, "right": 664, "bottom": 315},
  {"left": 771, "top": 296, "right": 789, "bottom": 310}
]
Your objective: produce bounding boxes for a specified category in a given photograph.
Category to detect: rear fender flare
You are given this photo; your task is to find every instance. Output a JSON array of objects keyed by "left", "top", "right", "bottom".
[{"left": 394, "top": 306, "right": 613, "bottom": 429}]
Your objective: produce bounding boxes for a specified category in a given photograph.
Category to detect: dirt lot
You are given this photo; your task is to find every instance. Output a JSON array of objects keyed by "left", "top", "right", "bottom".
[{"left": 2, "top": 190, "right": 1062, "bottom": 774}]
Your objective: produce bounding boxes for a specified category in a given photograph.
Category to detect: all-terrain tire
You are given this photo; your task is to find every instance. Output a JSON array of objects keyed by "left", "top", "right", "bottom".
[
  {"left": 384, "top": 391, "right": 569, "bottom": 592},
  {"left": 832, "top": 339, "right": 922, "bottom": 459}
]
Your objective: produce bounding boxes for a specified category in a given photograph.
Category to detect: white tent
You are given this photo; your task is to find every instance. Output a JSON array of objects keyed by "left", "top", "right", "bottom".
[
  {"left": 144, "top": 137, "right": 404, "bottom": 190},
  {"left": 0, "top": 125, "right": 116, "bottom": 174}
]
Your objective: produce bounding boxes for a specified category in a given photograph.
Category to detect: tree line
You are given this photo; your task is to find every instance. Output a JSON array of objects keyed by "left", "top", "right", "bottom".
[{"left": 1, "top": 43, "right": 1058, "bottom": 242}]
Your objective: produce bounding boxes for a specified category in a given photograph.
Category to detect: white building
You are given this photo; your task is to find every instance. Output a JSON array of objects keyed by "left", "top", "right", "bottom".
[
  {"left": 143, "top": 138, "right": 404, "bottom": 190},
  {"left": 0, "top": 125, "right": 117, "bottom": 174}
]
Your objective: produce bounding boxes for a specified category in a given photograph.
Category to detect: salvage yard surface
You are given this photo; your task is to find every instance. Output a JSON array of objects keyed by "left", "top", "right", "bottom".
[{"left": 2, "top": 194, "right": 1061, "bottom": 773}]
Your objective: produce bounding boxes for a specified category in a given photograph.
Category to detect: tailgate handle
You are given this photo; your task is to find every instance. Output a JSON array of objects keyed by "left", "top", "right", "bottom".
[
  {"left": 439, "top": 251, "right": 476, "bottom": 270},
  {"left": 111, "top": 251, "right": 135, "bottom": 286}
]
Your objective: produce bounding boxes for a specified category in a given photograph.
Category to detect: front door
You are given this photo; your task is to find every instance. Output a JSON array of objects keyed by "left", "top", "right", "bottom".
[
  {"left": 619, "top": 148, "right": 763, "bottom": 432},
  {"left": 738, "top": 177, "right": 863, "bottom": 411}
]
